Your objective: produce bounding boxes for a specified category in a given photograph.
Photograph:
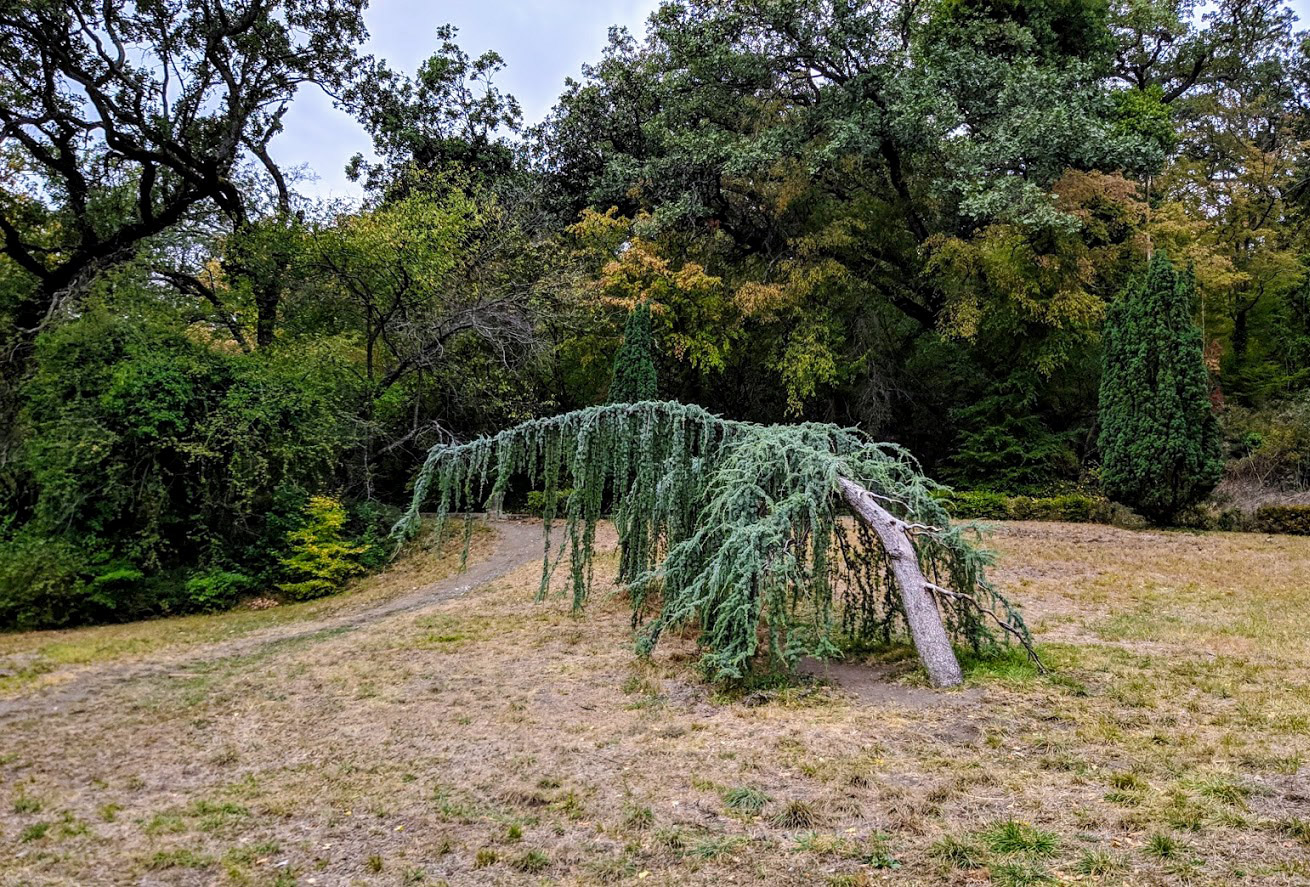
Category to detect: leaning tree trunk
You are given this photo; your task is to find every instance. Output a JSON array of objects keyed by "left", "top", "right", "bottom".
[{"left": 838, "top": 477, "right": 964, "bottom": 688}]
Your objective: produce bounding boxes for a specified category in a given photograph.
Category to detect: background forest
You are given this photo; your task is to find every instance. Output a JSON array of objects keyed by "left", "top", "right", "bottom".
[{"left": 3, "top": 0, "right": 1310, "bottom": 629}]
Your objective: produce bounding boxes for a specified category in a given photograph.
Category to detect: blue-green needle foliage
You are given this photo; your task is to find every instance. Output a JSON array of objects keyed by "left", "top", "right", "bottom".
[{"left": 395, "top": 402, "right": 1031, "bottom": 680}]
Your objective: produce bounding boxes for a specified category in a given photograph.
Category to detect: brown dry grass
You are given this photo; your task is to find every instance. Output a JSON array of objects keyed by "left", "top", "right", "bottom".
[
  {"left": 0, "top": 524, "right": 494, "bottom": 697},
  {"left": 2, "top": 520, "right": 1309, "bottom": 886}
]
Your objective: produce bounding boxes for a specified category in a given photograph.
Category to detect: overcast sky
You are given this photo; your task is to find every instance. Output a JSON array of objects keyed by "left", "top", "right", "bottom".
[
  {"left": 273, "top": 0, "right": 1310, "bottom": 202},
  {"left": 273, "top": 0, "right": 663, "bottom": 200}
]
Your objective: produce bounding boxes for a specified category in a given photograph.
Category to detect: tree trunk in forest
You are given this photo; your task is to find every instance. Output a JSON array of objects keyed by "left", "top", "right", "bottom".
[{"left": 837, "top": 476, "right": 964, "bottom": 688}]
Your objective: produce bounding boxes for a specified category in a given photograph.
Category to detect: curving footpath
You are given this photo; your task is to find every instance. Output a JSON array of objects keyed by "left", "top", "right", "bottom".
[{"left": 0, "top": 520, "right": 542, "bottom": 723}]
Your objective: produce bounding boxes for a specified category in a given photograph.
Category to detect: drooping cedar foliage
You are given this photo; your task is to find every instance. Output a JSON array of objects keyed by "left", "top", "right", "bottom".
[{"left": 394, "top": 401, "right": 1034, "bottom": 679}]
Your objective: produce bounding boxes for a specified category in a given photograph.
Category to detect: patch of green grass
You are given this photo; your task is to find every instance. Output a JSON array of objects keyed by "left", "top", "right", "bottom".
[
  {"left": 509, "top": 849, "right": 549, "bottom": 873},
  {"left": 224, "top": 841, "right": 281, "bottom": 865},
  {"left": 552, "top": 789, "right": 586, "bottom": 820},
  {"left": 654, "top": 827, "right": 687, "bottom": 852},
  {"left": 622, "top": 803, "right": 653, "bottom": 831},
  {"left": 794, "top": 831, "right": 852, "bottom": 857},
  {"left": 1194, "top": 773, "right": 1251, "bottom": 806},
  {"left": 147, "top": 848, "right": 214, "bottom": 870},
  {"left": 959, "top": 645, "right": 1045, "bottom": 684},
  {"left": 1144, "top": 832, "right": 1182, "bottom": 859},
  {"left": 0, "top": 660, "right": 55, "bottom": 694},
  {"left": 621, "top": 674, "right": 658, "bottom": 696},
  {"left": 143, "top": 811, "right": 187, "bottom": 835},
  {"left": 57, "top": 811, "right": 89, "bottom": 836},
  {"left": 721, "top": 785, "right": 769, "bottom": 815},
  {"left": 1162, "top": 793, "right": 1209, "bottom": 831},
  {"left": 826, "top": 875, "right": 873, "bottom": 887},
  {"left": 12, "top": 794, "right": 41, "bottom": 814},
  {"left": 1109, "top": 771, "right": 1147, "bottom": 791},
  {"left": 98, "top": 802, "right": 122, "bottom": 822},
  {"left": 19, "top": 822, "right": 50, "bottom": 842},
  {"left": 501, "top": 822, "right": 522, "bottom": 843},
  {"left": 473, "top": 847, "right": 497, "bottom": 868},
  {"left": 432, "top": 786, "right": 484, "bottom": 822},
  {"left": 982, "top": 820, "right": 1058, "bottom": 856},
  {"left": 688, "top": 834, "right": 749, "bottom": 860},
  {"left": 366, "top": 853, "right": 383, "bottom": 873},
  {"left": 1074, "top": 850, "right": 1122, "bottom": 875},
  {"left": 989, "top": 860, "right": 1054, "bottom": 886},
  {"left": 189, "top": 799, "right": 249, "bottom": 831},
  {"left": 585, "top": 854, "right": 639, "bottom": 880},
  {"left": 1104, "top": 789, "right": 1144, "bottom": 806},
  {"left": 1276, "top": 817, "right": 1310, "bottom": 844},
  {"left": 861, "top": 833, "right": 900, "bottom": 869},
  {"left": 771, "top": 799, "right": 818, "bottom": 829},
  {"left": 929, "top": 834, "right": 986, "bottom": 869}
]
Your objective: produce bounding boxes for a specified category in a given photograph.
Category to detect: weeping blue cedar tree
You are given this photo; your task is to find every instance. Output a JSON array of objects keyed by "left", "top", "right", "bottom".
[
  {"left": 608, "top": 302, "right": 658, "bottom": 403},
  {"left": 393, "top": 402, "right": 1036, "bottom": 681},
  {"left": 1097, "top": 253, "right": 1223, "bottom": 522}
]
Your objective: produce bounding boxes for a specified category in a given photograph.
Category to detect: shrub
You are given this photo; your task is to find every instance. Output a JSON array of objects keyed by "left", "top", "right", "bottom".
[
  {"left": 348, "top": 500, "right": 403, "bottom": 570},
  {"left": 1225, "top": 399, "right": 1310, "bottom": 488},
  {"left": 938, "top": 490, "right": 1010, "bottom": 519},
  {"left": 1097, "top": 252, "right": 1223, "bottom": 522},
  {"left": 0, "top": 534, "right": 93, "bottom": 628},
  {"left": 525, "top": 488, "right": 575, "bottom": 515},
  {"left": 937, "top": 491, "right": 1107, "bottom": 524},
  {"left": 1006, "top": 494, "right": 1102, "bottom": 522},
  {"left": 1255, "top": 505, "right": 1310, "bottom": 535},
  {"left": 1216, "top": 508, "right": 1251, "bottom": 532},
  {"left": 183, "top": 569, "right": 255, "bottom": 612},
  {"left": 277, "top": 496, "right": 367, "bottom": 600}
]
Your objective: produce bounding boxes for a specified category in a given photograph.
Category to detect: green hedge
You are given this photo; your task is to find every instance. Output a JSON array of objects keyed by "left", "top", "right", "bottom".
[
  {"left": 1255, "top": 504, "right": 1310, "bottom": 535},
  {"left": 936, "top": 490, "right": 1109, "bottom": 523}
]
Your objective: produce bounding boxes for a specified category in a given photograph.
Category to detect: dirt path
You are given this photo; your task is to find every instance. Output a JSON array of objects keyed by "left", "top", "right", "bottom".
[{"left": 0, "top": 519, "right": 542, "bottom": 723}]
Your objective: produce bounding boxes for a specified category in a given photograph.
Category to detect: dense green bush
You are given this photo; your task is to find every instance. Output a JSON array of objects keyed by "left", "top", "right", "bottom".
[
  {"left": 1097, "top": 253, "right": 1224, "bottom": 522},
  {"left": 936, "top": 490, "right": 1108, "bottom": 523},
  {"left": 1255, "top": 505, "right": 1310, "bottom": 535},
  {"left": 184, "top": 570, "right": 256, "bottom": 612},
  {"left": 349, "top": 500, "right": 405, "bottom": 570},
  {"left": 937, "top": 490, "right": 1011, "bottom": 519},
  {"left": 0, "top": 533, "right": 95, "bottom": 630},
  {"left": 0, "top": 304, "right": 364, "bottom": 628}
]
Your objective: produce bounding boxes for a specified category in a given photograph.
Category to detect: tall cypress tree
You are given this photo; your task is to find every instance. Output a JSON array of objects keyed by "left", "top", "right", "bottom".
[
  {"left": 609, "top": 301, "right": 658, "bottom": 403},
  {"left": 1097, "top": 252, "right": 1223, "bottom": 522}
]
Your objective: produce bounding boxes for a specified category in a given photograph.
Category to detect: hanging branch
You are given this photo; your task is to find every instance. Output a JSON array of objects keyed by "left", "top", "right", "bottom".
[{"left": 393, "top": 401, "right": 1038, "bottom": 687}]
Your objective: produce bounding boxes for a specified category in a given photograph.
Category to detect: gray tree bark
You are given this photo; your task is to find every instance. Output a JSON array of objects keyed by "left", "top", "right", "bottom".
[{"left": 837, "top": 476, "right": 964, "bottom": 688}]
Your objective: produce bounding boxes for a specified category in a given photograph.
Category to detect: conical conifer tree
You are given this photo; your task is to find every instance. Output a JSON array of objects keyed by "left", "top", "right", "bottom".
[
  {"left": 609, "top": 301, "right": 658, "bottom": 402},
  {"left": 1098, "top": 252, "right": 1223, "bottom": 522}
]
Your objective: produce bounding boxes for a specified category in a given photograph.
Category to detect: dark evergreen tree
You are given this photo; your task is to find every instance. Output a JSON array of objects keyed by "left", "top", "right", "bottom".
[
  {"left": 608, "top": 302, "right": 658, "bottom": 403},
  {"left": 1098, "top": 252, "right": 1223, "bottom": 522}
]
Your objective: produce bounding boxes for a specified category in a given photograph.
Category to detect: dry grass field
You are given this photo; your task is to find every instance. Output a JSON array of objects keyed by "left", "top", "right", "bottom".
[{"left": 1, "top": 520, "right": 1308, "bottom": 886}]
